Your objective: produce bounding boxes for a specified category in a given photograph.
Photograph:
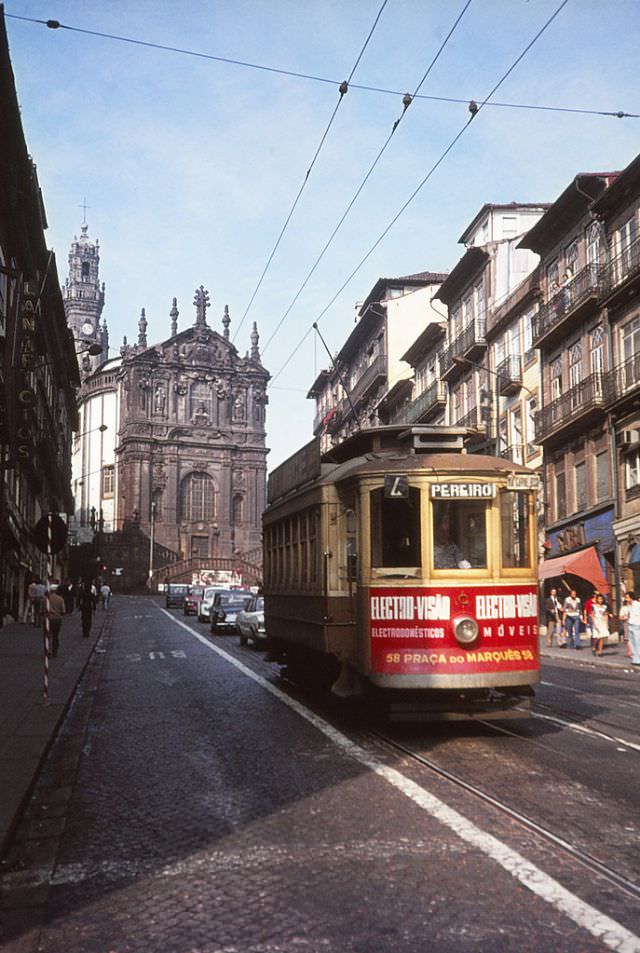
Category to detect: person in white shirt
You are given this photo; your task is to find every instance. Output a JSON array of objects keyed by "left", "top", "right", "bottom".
[
  {"left": 562, "top": 589, "right": 584, "bottom": 650},
  {"left": 627, "top": 592, "right": 640, "bottom": 667}
]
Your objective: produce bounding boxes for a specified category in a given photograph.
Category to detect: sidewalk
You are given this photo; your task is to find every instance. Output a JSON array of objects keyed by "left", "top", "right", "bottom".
[
  {"left": 539, "top": 631, "right": 636, "bottom": 671},
  {"left": 0, "top": 608, "right": 107, "bottom": 857}
]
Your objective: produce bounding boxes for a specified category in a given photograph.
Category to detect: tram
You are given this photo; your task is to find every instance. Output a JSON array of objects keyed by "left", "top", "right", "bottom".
[{"left": 263, "top": 425, "right": 540, "bottom": 720}]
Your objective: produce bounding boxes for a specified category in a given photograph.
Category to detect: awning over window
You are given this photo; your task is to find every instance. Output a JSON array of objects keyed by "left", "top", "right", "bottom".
[
  {"left": 629, "top": 543, "right": 640, "bottom": 566},
  {"left": 538, "top": 545, "right": 610, "bottom": 593}
]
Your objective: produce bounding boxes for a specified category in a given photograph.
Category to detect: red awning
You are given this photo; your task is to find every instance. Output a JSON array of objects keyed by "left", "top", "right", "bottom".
[{"left": 538, "top": 546, "right": 610, "bottom": 594}]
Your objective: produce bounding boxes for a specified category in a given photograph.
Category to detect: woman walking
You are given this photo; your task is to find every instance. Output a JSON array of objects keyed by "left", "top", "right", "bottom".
[{"left": 590, "top": 594, "right": 610, "bottom": 657}]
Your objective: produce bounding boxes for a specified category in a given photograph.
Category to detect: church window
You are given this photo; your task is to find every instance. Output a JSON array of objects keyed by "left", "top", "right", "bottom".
[
  {"left": 81, "top": 261, "right": 90, "bottom": 279},
  {"left": 180, "top": 472, "right": 216, "bottom": 523},
  {"left": 190, "top": 381, "right": 211, "bottom": 419},
  {"left": 102, "top": 465, "right": 115, "bottom": 497},
  {"left": 232, "top": 494, "right": 243, "bottom": 523}
]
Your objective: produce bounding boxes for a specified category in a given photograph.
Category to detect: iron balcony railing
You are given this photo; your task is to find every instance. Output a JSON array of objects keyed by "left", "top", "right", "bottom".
[
  {"left": 399, "top": 380, "right": 447, "bottom": 424},
  {"left": 440, "top": 316, "right": 487, "bottom": 377},
  {"left": 532, "top": 263, "right": 600, "bottom": 344},
  {"left": 499, "top": 443, "right": 525, "bottom": 464},
  {"left": 457, "top": 405, "right": 483, "bottom": 430},
  {"left": 534, "top": 371, "right": 605, "bottom": 440},
  {"left": 349, "top": 352, "right": 387, "bottom": 406},
  {"left": 607, "top": 351, "right": 640, "bottom": 404},
  {"left": 602, "top": 235, "right": 640, "bottom": 296},
  {"left": 496, "top": 354, "right": 523, "bottom": 394}
]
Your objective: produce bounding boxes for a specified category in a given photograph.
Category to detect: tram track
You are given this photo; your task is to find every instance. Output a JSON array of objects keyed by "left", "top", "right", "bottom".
[{"left": 365, "top": 728, "right": 640, "bottom": 902}]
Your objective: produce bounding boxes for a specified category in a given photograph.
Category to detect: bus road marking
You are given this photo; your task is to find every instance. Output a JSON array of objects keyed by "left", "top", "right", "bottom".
[{"left": 162, "top": 608, "right": 640, "bottom": 953}]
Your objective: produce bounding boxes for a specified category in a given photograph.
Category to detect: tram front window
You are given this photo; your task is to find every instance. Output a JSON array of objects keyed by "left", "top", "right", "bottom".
[
  {"left": 432, "top": 501, "right": 487, "bottom": 569},
  {"left": 370, "top": 487, "right": 421, "bottom": 568},
  {"left": 500, "top": 490, "right": 531, "bottom": 568}
]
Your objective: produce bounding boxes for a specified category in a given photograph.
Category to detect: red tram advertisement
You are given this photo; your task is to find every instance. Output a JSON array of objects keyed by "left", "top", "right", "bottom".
[{"left": 263, "top": 425, "right": 540, "bottom": 720}]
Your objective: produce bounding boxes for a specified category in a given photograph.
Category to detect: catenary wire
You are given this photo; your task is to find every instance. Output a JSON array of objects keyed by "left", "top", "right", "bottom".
[
  {"left": 5, "top": 12, "right": 638, "bottom": 120},
  {"left": 232, "top": 0, "right": 390, "bottom": 343},
  {"left": 261, "top": 0, "right": 473, "bottom": 356},
  {"left": 271, "top": 0, "right": 571, "bottom": 383}
]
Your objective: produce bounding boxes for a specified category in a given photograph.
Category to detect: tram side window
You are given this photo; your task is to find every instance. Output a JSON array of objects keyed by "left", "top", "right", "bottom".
[
  {"left": 500, "top": 491, "right": 531, "bottom": 568},
  {"left": 432, "top": 501, "right": 487, "bottom": 569},
  {"left": 370, "top": 487, "right": 421, "bottom": 568}
]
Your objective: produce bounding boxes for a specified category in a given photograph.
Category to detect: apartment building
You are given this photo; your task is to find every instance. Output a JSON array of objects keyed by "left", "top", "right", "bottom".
[
  {"left": 434, "top": 204, "right": 547, "bottom": 453},
  {"left": 308, "top": 272, "right": 446, "bottom": 452}
]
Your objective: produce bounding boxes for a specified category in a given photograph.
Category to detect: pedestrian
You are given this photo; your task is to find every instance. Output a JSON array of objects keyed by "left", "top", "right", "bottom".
[
  {"left": 562, "top": 589, "right": 584, "bottom": 650},
  {"left": 627, "top": 592, "right": 640, "bottom": 668},
  {"left": 62, "top": 578, "right": 76, "bottom": 614},
  {"left": 584, "top": 589, "right": 599, "bottom": 651},
  {"left": 619, "top": 593, "right": 631, "bottom": 645},
  {"left": 590, "top": 594, "right": 610, "bottom": 657},
  {"left": 44, "top": 581, "right": 66, "bottom": 658},
  {"left": 22, "top": 578, "right": 37, "bottom": 624},
  {"left": 100, "top": 582, "right": 112, "bottom": 610},
  {"left": 32, "top": 579, "right": 46, "bottom": 627},
  {"left": 77, "top": 580, "right": 96, "bottom": 638},
  {"left": 544, "top": 587, "right": 563, "bottom": 647}
]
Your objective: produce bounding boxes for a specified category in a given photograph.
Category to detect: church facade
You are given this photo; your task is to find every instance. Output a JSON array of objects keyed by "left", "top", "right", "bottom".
[{"left": 66, "top": 226, "right": 269, "bottom": 586}]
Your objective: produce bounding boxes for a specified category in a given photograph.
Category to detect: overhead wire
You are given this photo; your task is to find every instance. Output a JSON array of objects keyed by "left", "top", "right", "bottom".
[
  {"left": 271, "top": 0, "right": 572, "bottom": 384},
  {"left": 261, "top": 0, "right": 473, "bottom": 356},
  {"left": 5, "top": 12, "right": 638, "bottom": 120},
  {"left": 233, "top": 0, "right": 390, "bottom": 342}
]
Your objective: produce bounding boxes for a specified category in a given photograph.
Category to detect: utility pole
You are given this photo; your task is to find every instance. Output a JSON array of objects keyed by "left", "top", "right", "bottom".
[{"left": 148, "top": 500, "right": 156, "bottom": 590}]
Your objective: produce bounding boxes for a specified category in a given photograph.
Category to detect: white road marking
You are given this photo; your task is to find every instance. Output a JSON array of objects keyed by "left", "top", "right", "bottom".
[
  {"left": 540, "top": 680, "right": 583, "bottom": 694},
  {"left": 530, "top": 711, "right": 640, "bottom": 753},
  {"left": 164, "top": 609, "right": 640, "bottom": 953}
]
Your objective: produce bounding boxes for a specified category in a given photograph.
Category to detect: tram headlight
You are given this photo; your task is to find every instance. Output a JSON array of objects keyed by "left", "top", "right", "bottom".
[{"left": 453, "top": 616, "right": 479, "bottom": 646}]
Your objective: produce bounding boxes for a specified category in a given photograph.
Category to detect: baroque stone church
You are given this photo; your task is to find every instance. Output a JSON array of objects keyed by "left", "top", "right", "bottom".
[{"left": 64, "top": 224, "right": 269, "bottom": 586}]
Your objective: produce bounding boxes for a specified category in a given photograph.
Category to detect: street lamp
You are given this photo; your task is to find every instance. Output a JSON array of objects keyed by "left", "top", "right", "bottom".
[{"left": 28, "top": 341, "right": 103, "bottom": 372}]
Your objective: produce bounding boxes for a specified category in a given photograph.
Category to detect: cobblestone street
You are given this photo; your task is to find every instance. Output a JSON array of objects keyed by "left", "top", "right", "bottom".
[{"left": 2, "top": 596, "right": 639, "bottom": 953}]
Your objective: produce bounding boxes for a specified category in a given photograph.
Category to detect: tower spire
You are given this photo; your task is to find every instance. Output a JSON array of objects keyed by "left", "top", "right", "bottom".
[
  {"left": 170, "top": 297, "right": 179, "bottom": 337},
  {"left": 250, "top": 321, "right": 260, "bottom": 361},
  {"left": 138, "top": 308, "right": 147, "bottom": 348},
  {"left": 62, "top": 222, "right": 106, "bottom": 371},
  {"left": 222, "top": 304, "right": 230, "bottom": 340}
]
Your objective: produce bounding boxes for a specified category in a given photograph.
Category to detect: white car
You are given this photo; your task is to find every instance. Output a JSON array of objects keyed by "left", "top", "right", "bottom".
[
  {"left": 236, "top": 596, "right": 266, "bottom": 646},
  {"left": 198, "top": 586, "right": 229, "bottom": 622}
]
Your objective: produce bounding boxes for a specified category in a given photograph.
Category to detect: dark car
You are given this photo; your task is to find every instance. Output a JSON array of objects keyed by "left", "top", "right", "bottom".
[
  {"left": 210, "top": 590, "right": 253, "bottom": 633},
  {"left": 183, "top": 586, "right": 205, "bottom": 616},
  {"left": 165, "top": 583, "right": 190, "bottom": 609}
]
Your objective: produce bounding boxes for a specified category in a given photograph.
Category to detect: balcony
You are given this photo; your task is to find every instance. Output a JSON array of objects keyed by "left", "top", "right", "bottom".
[
  {"left": 499, "top": 443, "right": 525, "bottom": 465},
  {"left": 534, "top": 372, "right": 606, "bottom": 444},
  {"left": 457, "top": 405, "right": 484, "bottom": 431},
  {"left": 350, "top": 353, "right": 387, "bottom": 408},
  {"left": 398, "top": 380, "right": 447, "bottom": 424},
  {"left": 496, "top": 354, "right": 523, "bottom": 396},
  {"left": 601, "top": 236, "right": 640, "bottom": 304},
  {"left": 606, "top": 351, "right": 640, "bottom": 410},
  {"left": 440, "top": 317, "right": 487, "bottom": 380},
  {"left": 531, "top": 263, "right": 600, "bottom": 349}
]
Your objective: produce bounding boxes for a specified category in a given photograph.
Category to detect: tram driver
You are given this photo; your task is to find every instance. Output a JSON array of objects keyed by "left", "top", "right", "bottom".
[{"left": 433, "top": 506, "right": 472, "bottom": 570}]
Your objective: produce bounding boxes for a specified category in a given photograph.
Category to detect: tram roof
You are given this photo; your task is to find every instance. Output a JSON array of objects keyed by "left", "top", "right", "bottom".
[{"left": 267, "top": 426, "right": 533, "bottom": 504}]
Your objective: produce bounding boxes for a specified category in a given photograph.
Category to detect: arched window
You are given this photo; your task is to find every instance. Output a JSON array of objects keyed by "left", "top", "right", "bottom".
[
  {"left": 569, "top": 342, "right": 583, "bottom": 389},
  {"left": 180, "top": 472, "right": 216, "bottom": 522},
  {"left": 81, "top": 261, "right": 90, "bottom": 279},
  {"left": 232, "top": 494, "right": 243, "bottom": 523}
]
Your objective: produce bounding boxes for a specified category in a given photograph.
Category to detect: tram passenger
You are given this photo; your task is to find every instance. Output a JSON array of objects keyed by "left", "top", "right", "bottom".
[{"left": 433, "top": 510, "right": 471, "bottom": 570}]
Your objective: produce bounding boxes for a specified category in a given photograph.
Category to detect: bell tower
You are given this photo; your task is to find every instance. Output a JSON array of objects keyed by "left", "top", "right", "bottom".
[{"left": 62, "top": 222, "right": 107, "bottom": 372}]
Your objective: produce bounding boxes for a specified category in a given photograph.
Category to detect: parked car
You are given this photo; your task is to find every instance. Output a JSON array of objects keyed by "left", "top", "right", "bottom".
[
  {"left": 165, "top": 583, "right": 190, "bottom": 609},
  {"left": 236, "top": 595, "right": 266, "bottom": 646},
  {"left": 210, "top": 590, "right": 253, "bottom": 634},
  {"left": 183, "top": 586, "right": 205, "bottom": 616},
  {"left": 198, "top": 586, "right": 230, "bottom": 622}
]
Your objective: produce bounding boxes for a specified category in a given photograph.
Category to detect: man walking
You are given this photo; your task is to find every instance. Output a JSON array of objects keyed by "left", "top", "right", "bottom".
[
  {"left": 544, "top": 587, "right": 562, "bottom": 647},
  {"left": 562, "top": 589, "right": 584, "bottom": 650},
  {"left": 44, "top": 581, "right": 66, "bottom": 658}
]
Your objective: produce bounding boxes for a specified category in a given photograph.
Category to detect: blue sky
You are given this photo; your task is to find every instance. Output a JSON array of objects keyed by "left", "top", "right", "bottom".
[{"left": 5, "top": 0, "right": 640, "bottom": 468}]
